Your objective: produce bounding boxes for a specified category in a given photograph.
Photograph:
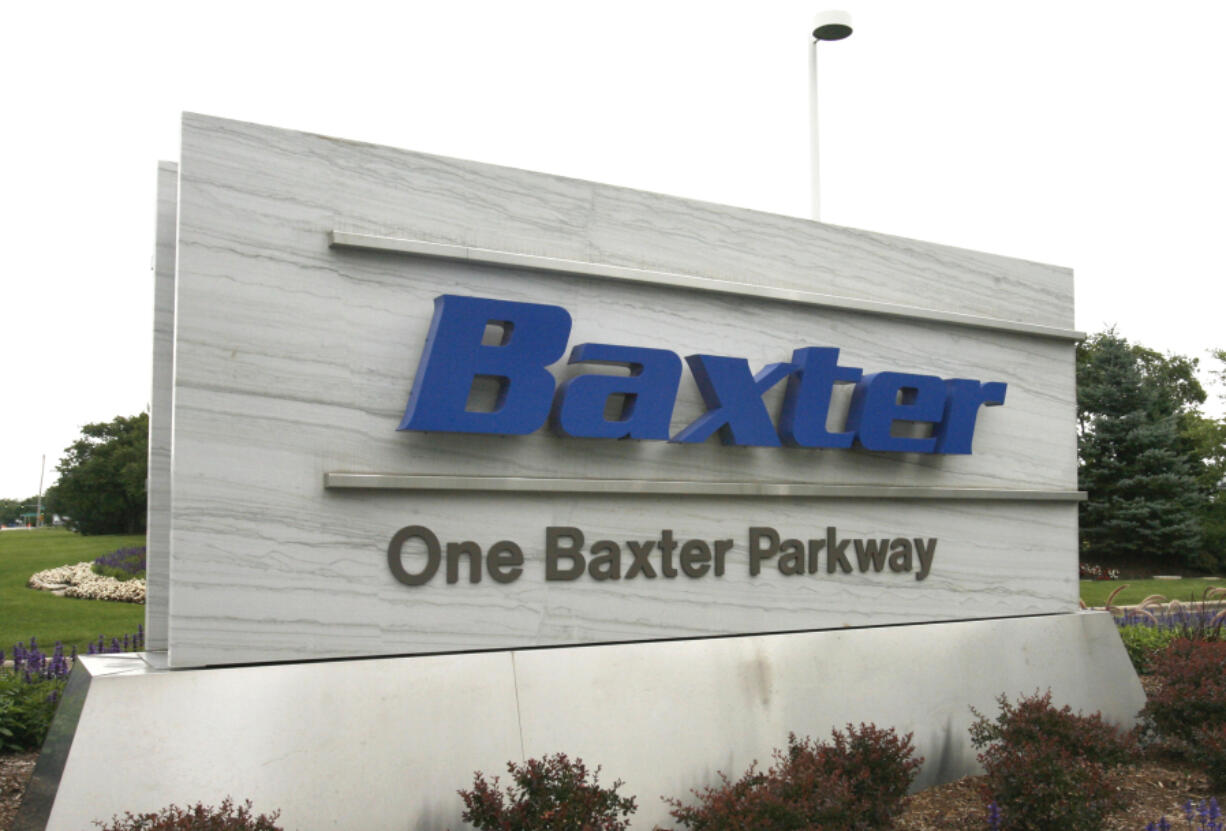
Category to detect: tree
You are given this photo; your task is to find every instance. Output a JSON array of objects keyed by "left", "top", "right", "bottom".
[
  {"left": 0, "top": 498, "right": 21, "bottom": 525},
  {"left": 1077, "top": 331, "right": 1204, "bottom": 567},
  {"left": 1189, "top": 349, "right": 1226, "bottom": 567},
  {"left": 52, "top": 413, "right": 148, "bottom": 535},
  {"left": 0, "top": 496, "right": 44, "bottom": 526}
]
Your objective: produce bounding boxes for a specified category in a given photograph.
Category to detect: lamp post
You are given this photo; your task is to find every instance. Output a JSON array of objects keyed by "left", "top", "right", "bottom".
[
  {"left": 36, "top": 454, "right": 44, "bottom": 528},
  {"left": 809, "top": 10, "right": 853, "bottom": 221}
]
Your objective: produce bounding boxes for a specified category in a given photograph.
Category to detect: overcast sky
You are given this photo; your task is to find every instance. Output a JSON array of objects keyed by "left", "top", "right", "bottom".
[{"left": 2, "top": 0, "right": 1223, "bottom": 500}]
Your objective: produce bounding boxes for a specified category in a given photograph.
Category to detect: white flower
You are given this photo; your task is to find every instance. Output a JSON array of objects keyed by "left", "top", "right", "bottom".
[{"left": 28, "top": 561, "right": 146, "bottom": 604}]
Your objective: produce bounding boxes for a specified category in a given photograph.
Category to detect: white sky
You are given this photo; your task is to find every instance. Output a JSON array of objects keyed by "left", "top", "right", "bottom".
[{"left": 2, "top": 0, "right": 1224, "bottom": 499}]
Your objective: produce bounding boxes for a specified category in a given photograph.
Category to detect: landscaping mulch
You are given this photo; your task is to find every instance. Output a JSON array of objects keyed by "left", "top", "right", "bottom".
[
  {"left": 2, "top": 751, "right": 1216, "bottom": 831},
  {"left": 895, "top": 759, "right": 1214, "bottom": 830},
  {"left": 0, "top": 752, "right": 37, "bottom": 831}
]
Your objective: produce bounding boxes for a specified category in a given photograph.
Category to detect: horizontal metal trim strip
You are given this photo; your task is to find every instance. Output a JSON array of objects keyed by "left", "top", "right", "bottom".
[
  {"left": 324, "top": 472, "right": 1086, "bottom": 501},
  {"left": 329, "top": 231, "right": 1084, "bottom": 342}
]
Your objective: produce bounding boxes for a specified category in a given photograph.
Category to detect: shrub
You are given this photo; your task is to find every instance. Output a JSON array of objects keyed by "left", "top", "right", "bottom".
[
  {"left": 666, "top": 724, "right": 922, "bottom": 831},
  {"left": 0, "top": 674, "right": 64, "bottom": 752},
  {"left": 459, "top": 753, "right": 636, "bottom": 831},
  {"left": 1139, "top": 639, "right": 1226, "bottom": 747},
  {"left": 969, "top": 691, "right": 1134, "bottom": 768},
  {"left": 1188, "top": 724, "right": 1226, "bottom": 793},
  {"left": 94, "top": 798, "right": 283, "bottom": 830},
  {"left": 1118, "top": 624, "right": 1180, "bottom": 674},
  {"left": 0, "top": 638, "right": 75, "bottom": 751},
  {"left": 969, "top": 691, "right": 1134, "bottom": 831},
  {"left": 0, "top": 631, "right": 142, "bottom": 751}
]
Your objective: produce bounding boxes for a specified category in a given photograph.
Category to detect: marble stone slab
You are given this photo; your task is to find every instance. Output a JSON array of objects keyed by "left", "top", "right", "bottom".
[
  {"left": 144, "top": 161, "right": 176, "bottom": 653},
  {"left": 167, "top": 114, "right": 1079, "bottom": 667},
  {"left": 24, "top": 613, "right": 1143, "bottom": 831}
]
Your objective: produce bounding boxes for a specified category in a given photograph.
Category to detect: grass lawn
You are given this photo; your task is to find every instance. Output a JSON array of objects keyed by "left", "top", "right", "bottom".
[
  {"left": 1079, "top": 576, "right": 1224, "bottom": 608},
  {"left": 0, "top": 528, "right": 146, "bottom": 654}
]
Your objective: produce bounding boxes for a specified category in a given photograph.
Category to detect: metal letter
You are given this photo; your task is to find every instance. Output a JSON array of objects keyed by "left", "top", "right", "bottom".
[
  {"left": 679, "top": 540, "right": 711, "bottom": 578},
  {"left": 748, "top": 527, "right": 779, "bottom": 576},
  {"left": 672, "top": 356, "right": 795, "bottom": 446},
  {"left": 400, "top": 295, "right": 571, "bottom": 435},
  {"left": 387, "top": 525, "right": 441, "bottom": 586},
  {"left": 552, "top": 344, "right": 682, "bottom": 439},
  {"left": 933, "top": 379, "right": 1007, "bottom": 454},
  {"left": 545, "top": 526, "right": 586, "bottom": 580},
  {"left": 487, "top": 541, "right": 524, "bottom": 584},
  {"left": 846, "top": 372, "right": 945, "bottom": 453},
  {"left": 778, "top": 347, "right": 862, "bottom": 448},
  {"left": 625, "top": 540, "right": 657, "bottom": 579}
]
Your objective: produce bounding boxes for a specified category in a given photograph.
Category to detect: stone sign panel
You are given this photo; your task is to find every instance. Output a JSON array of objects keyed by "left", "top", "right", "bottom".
[{"left": 153, "top": 114, "right": 1081, "bottom": 667}]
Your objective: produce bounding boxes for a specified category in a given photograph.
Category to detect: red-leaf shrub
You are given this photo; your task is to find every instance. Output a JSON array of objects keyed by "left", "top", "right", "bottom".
[
  {"left": 1140, "top": 639, "right": 1226, "bottom": 746},
  {"left": 970, "top": 692, "right": 1134, "bottom": 831},
  {"left": 1189, "top": 723, "right": 1226, "bottom": 792},
  {"left": 94, "top": 798, "right": 282, "bottom": 830},
  {"left": 969, "top": 690, "right": 1135, "bottom": 768},
  {"left": 666, "top": 724, "right": 923, "bottom": 831},
  {"left": 458, "top": 753, "right": 636, "bottom": 831}
]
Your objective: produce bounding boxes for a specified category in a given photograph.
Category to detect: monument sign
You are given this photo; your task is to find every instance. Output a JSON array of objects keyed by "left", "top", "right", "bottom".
[
  {"left": 20, "top": 115, "right": 1141, "bottom": 831},
  {"left": 152, "top": 114, "right": 1082, "bottom": 668}
]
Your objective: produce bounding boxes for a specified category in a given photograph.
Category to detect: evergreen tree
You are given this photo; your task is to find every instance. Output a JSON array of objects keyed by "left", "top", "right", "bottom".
[{"left": 1077, "top": 332, "right": 1204, "bottom": 566}]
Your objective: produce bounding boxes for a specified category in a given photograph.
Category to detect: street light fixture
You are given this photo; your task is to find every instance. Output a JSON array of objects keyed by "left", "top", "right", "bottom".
[{"left": 810, "top": 10, "right": 853, "bottom": 221}]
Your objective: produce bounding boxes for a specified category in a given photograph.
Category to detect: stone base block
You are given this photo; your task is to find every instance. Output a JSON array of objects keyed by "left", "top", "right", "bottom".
[{"left": 18, "top": 611, "right": 1143, "bottom": 830}]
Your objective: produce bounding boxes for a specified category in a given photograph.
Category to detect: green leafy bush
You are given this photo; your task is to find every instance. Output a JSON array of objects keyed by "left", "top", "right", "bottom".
[
  {"left": 459, "top": 753, "right": 636, "bottom": 831},
  {"left": 0, "top": 671, "right": 64, "bottom": 752},
  {"left": 94, "top": 798, "right": 282, "bottom": 830},
  {"left": 969, "top": 691, "right": 1134, "bottom": 831},
  {"left": 666, "top": 724, "right": 923, "bottom": 831},
  {"left": 1118, "top": 625, "right": 1180, "bottom": 674}
]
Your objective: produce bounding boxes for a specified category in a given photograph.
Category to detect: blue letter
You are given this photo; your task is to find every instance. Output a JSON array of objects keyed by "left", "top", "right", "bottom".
[
  {"left": 672, "top": 356, "right": 795, "bottom": 447},
  {"left": 399, "top": 295, "right": 571, "bottom": 435},
  {"left": 846, "top": 372, "right": 946, "bottom": 453},
  {"left": 778, "top": 347, "right": 863, "bottom": 448},
  {"left": 552, "top": 344, "right": 682, "bottom": 439},
  {"left": 933, "top": 379, "right": 1007, "bottom": 454}
]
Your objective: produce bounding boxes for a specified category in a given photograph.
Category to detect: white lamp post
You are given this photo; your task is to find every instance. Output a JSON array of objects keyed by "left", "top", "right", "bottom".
[{"left": 809, "top": 10, "right": 853, "bottom": 221}]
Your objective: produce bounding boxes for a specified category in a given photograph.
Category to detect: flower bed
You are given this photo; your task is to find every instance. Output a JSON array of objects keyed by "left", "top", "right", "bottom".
[
  {"left": 1082, "top": 562, "right": 1122, "bottom": 581},
  {"left": 91, "top": 546, "right": 146, "bottom": 581},
  {"left": 27, "top": 562, "right": 145, "bottom": 603}
]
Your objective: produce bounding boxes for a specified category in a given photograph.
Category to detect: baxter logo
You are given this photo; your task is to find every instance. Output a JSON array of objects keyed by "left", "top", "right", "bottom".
[{"left": 400, "top": 294, "right": 1006, "bottom": 453}]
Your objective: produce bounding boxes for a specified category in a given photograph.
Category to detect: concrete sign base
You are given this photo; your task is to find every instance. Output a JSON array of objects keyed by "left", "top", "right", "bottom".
[{"left": 18, "top": 612, "right": 1143, "bottom": 831}]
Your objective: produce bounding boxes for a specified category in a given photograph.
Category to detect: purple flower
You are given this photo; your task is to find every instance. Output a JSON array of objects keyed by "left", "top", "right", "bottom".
[{"left": 91, "top": 546, "right": 147, "bottom": 576}]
